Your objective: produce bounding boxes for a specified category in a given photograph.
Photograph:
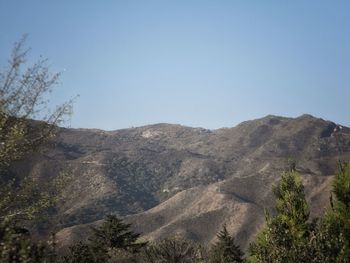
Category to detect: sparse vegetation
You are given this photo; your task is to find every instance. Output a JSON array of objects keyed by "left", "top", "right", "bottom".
[
  {"left": 3, "top": 160, "right": 350, "bottom": 262},
  {"left": 0, "top": 37, "right": 73, "bottom": 262},
  {"left": 0, "top": 35, "right": 73, "bottom": 171},
  {"left": 0, "top": 36, "right": 74, "bottom": 223}
]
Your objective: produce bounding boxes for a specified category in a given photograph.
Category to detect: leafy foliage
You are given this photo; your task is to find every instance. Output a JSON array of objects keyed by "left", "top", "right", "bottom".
[
  {"left": 0, "top": 36, "right": 74, "bottom": 223},
  {"left": 0, "top": 35, "right": 73, "bottom": 170},
  {"left": 0, "top": 219, "right": 57, "bottom": 263},
  {"left": 0, "top": 36, "right": 73, "bottom": 262}
]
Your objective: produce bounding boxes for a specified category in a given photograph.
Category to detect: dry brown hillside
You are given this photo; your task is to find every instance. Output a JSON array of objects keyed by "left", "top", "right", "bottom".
[{"left": 11, "top": 114, "right": 350, "bottom": 250}]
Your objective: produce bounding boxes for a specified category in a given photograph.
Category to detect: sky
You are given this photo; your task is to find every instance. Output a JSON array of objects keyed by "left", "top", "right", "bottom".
[{"left": 0, "top": 1, "right": 349, "bottom": 130}]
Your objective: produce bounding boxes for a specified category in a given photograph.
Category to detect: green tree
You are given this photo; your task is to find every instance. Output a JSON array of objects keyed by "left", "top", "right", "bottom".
[
  {"left": 209, "top": 225, "right": 244, "bottom": 263},
  {"left": 0, "top": 36, "right": 73, "bottom": 262},
  {"left": 0, "top": 36, "right": 74, "bottom": 222},
  {"left": 0, "top": 219, "right": 57, "bottom": 263},
  {"left": 310, "top": 162, "right": 350, "bottom": 262},
  {"left": 249, "top": 170, "right": 311, "bottom": 263},
  {"left": 89, "top": 215, "right": 147, "bottom": 254},
  {"left": 0, "top": 35, "right": 73, "bottom": 170},
  {"left": 62, "top": 241, "right": 104, "bottom": 263},
  {"left": 64, "top": 215, "right": 146, "bottom": 262},
  {"left": 141, "top": 235, "right": 205, "bottom": 263}
]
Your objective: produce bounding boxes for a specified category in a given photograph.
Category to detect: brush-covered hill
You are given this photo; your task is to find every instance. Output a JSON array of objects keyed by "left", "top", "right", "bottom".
[{"left": 11, "top": 114, "right": 350, "bottom": 250}]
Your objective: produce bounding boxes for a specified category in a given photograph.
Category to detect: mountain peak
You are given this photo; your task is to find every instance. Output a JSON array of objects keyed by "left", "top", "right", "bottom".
[{"left": 297, "top": 113, "right": 318, "bottom": 120}]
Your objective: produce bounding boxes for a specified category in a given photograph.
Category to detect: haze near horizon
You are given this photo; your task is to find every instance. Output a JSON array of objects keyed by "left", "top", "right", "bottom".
[{"left": 0, "top": 1, "right": 349, "bottom": 130}]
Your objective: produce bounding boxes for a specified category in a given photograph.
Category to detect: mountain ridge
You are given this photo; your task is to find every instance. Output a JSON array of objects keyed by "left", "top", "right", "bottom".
[{"left": 10, "top": 114, "right": 350, "bottom": 251}]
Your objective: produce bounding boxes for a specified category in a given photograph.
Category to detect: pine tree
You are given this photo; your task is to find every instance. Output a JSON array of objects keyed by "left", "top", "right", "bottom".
[
  {"left": 62, "top": 241, "right": 102, "bottom": 263},
  {"left": 311, "top": 162, "right": 350, "bottom": 262},
  {"left": 210, "top": 225, "right": 244, "bottom": 263},
  {"left": 141, "top": 235, "right": 203, "bottom": 263},
  {"left": 64, "top": 215, "right": 147, "bottom": 262},
  {"left": 89, "top": 215, "right": 147, "bottom": 254},
  {"left": 249, "top": 170, "right": 311, "bottom": 263}
]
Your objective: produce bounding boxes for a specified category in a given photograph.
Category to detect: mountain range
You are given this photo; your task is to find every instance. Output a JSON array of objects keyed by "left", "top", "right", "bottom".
[{"left": 11, "top": 114, "right": 350, "bottom": 251}]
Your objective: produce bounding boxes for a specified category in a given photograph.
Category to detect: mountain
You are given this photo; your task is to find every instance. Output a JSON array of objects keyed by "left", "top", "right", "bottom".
[{"left": 11, "top": 114, "right": 350, "bottom": 250}]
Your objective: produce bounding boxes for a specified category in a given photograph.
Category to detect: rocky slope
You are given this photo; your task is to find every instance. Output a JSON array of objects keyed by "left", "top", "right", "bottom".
[{"left": 12, "top": 114, "right": 350, "bottom": 250}]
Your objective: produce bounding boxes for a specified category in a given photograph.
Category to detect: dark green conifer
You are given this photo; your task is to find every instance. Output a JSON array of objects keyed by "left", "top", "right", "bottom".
[
  {"left": 89, "top": 214, "right": 147, "bottom": 254},
  {"left": 141, "top": 235, "right": 203, "bottom": 263},
  {"left": 63, "top": 215, "right": 146, "bottom": 262},
  {"left": 62, "top": 242, "right": 102, "bottom": 263},
  {"left": 210, "top": 225, "right": 244, "bottom": 263}
]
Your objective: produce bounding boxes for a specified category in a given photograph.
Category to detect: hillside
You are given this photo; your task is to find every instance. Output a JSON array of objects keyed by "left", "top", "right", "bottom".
[{"left": 11, "top": 114, "right": 350, "bottom": 250}]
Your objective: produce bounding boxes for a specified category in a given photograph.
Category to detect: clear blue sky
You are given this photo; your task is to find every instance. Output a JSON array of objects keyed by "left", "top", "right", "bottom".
[{"left": 0, "top": 1, "right": 349, "bottom": 130}]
